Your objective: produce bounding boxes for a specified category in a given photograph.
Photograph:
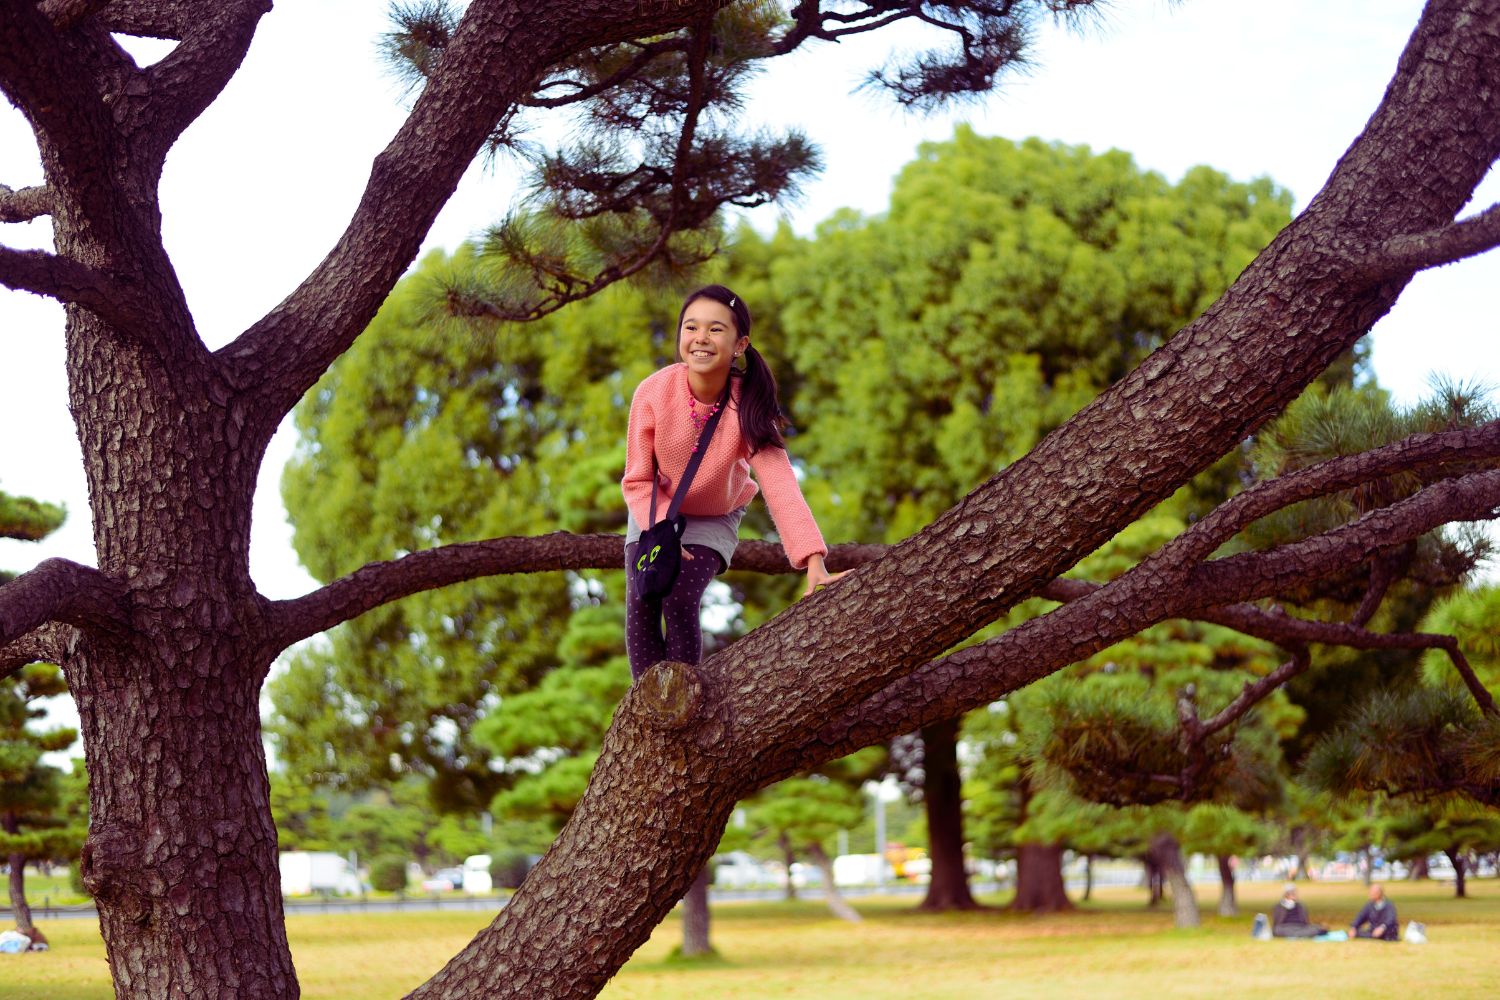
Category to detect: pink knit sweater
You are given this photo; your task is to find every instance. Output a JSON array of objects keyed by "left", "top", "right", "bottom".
[{"left": 622, "top": 363, "right": 828, "bottom": 570}]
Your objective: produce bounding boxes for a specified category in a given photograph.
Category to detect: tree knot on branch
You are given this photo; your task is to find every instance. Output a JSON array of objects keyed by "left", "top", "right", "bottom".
[
  {"left": 631, "top": 660, "right": 702, "bottom": 730},
  {"left": 81, "top": 823, "right": 150, "bottom": 925}
]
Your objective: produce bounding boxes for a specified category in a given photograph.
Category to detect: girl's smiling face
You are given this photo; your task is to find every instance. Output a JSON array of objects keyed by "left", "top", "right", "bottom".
[{"left": 679, "top": 297, "right": 749, "bottom": 378}]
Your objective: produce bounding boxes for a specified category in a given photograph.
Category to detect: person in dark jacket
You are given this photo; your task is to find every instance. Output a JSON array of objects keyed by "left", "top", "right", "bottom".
[
  {"left": 1351, "top": 884, "right": 1400, "bottom": 941},
  {"left": 1272, "top": 883, "right": 1327, "bottom": 938}
]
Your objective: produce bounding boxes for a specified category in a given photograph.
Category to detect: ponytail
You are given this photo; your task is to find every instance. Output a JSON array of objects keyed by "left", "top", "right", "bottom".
[
  {"left": 736, "top": 342, "right": 787, "bottom": 455},
  {"left": 676, "top": 284, "right": 788, "bottom": 455}
]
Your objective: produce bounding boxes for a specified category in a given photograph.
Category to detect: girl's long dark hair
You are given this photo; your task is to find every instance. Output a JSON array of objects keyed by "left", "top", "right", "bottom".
[{"left": 676, "top": 284, "right": 787, "bottom": 456}]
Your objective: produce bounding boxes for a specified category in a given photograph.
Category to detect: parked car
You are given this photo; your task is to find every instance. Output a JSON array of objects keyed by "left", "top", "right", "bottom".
[{"left": 420, "top": 867, "right": 465, "bottom": 892}]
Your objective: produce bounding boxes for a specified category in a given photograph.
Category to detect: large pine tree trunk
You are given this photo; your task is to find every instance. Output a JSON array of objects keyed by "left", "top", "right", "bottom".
[
  {"left": 1082, "top": 854, "right": 1093, "bottom": 902},
  {"left": 1216, "top": 855, "right": 1237, "bottom": 917},
  {"left": 64, "top": 336, "right": 297, "bottom": 998},
  {"left": 1445, "top": 848, "right": 1467, "bottom": 898},
  {"left": 1010, "top": 843, "right": 1072, "bottom": 913},
  {"left": 679, "top": 865, "right": 713, "bottom": 956},
  {"left": 1409, "top": 855, "right": 1430, "bottom": 879},
  {"left": 1149, "top": 833, "right": 1199, "bottom": 929},
  {"left": 805, "top": 843, "right": 861, "bottom": 922},
  {"left": 918, "top": 718, "right": 979, "bottom": 910}
]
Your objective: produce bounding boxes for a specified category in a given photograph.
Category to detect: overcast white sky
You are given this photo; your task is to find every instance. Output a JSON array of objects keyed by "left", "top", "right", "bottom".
[{"left": 2, "top": 2, "right": 1497, "bottom": 741}]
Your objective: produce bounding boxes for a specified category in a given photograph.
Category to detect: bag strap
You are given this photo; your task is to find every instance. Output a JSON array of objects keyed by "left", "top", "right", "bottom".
[{"left": 649, "top": 374, "right": 735, "bottom": 527}]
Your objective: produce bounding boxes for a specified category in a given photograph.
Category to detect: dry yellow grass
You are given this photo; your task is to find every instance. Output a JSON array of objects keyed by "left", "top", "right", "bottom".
[{"left": 5, "top": 878, "right": 1496, "bottom": 998}]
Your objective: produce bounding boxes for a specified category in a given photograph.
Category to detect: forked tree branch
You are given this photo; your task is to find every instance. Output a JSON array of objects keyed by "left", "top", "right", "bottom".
[
  {"left": 1183, "top": 468, "right": 1500, "bottom": 609},
  {"left": 1148, "top": 419, "right": 1500, "bottom": 569},
  {"left": 786, "top": 466, "right": 1500, "bottom": 782},
  {"left": 0, "top": 558, "right": 128, "bottom": 653}
]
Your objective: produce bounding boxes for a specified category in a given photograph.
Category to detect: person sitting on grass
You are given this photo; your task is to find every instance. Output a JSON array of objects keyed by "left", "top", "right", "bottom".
[
  {"left": 1271, "top": 883, "right": 1328, "bottom": 938},
  {"left": 1350, "top": 884, "right": 1399, "bottom": 942}
]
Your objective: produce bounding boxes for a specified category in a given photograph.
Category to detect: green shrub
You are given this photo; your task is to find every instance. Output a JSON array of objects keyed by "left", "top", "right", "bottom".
[{"left": 370, "top": 855, "right": 408, "bottom": 893}]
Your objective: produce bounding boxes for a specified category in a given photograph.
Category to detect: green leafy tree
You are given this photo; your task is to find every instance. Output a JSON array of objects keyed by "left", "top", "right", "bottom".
[
  {"left": 731, "top": 129, "right": 1293, "bottom": 911},
  {"left": 740, "top": 748, "right": 883, "bottom": 922},
  {"left": 268, "top": 771, "right": 337, "bottom": 853},
  {"left": 1181, "top": 804, "right": 1270, "bottom": 916},
  {"left": 0, "top": 663, "right": 81, "bottom": 934},
  {"left": 1378, "top": 803, "right": 1500, "bottom": 898}
]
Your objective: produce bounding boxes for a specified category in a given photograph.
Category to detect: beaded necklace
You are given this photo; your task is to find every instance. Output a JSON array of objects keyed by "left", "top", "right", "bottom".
[{"left": 687, "top": 379, "right": 726, "bottom": 453}]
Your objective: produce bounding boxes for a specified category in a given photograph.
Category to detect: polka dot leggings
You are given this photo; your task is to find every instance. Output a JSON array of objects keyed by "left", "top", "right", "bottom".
[{"left": 623, "top": 541, "right": 722, "bottom": 681}]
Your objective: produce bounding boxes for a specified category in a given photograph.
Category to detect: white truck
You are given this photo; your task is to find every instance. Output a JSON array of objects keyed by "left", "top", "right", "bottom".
[
  {"left": 279, "top": 851, "right": 363, "bottom": 897},
  {"left": 461, "top": 855, "right": 493, "bottom": 894}
]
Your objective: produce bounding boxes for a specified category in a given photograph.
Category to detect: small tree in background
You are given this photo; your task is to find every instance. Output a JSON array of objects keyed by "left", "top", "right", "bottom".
[{"left": 1, "top": 487, "right": 83, "bottom": 936}]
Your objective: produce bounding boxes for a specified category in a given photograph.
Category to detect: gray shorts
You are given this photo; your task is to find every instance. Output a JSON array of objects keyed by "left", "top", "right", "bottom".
[{"left": 625, "top": 503, "right": 747, "bottom": 575}]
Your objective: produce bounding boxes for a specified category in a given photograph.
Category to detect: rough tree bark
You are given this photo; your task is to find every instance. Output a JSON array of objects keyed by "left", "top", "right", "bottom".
[
  {"left": 2, "top": 1, "right": 1500, "bottom": 998},
  {"left": 1216, "top": 855, "right": 1237, "bottom": 918},
  {"left": 1148, "top": 833, "right": 1200, "bottom": 929},
  {"left": 918, "top": 718, "right": 980, "bottom": 910}
]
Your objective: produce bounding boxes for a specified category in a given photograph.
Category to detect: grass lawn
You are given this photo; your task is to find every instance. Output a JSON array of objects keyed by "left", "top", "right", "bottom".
[{"left": 4, "top": 879, "right": 1496, "bottom": 998}]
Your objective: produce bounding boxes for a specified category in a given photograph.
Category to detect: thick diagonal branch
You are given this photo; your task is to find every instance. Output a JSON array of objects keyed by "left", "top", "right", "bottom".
[
  {"left": 413, "top": 5, "right": 1500, "bottom": 992},
  {"left": 0, "top": 558, "right": 128, "bottom": 652}
]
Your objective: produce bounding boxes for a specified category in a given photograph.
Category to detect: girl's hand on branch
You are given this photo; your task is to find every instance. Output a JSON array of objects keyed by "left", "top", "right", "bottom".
[{"left": 802, "top": 553, "right": 849, "bottom": 598}]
